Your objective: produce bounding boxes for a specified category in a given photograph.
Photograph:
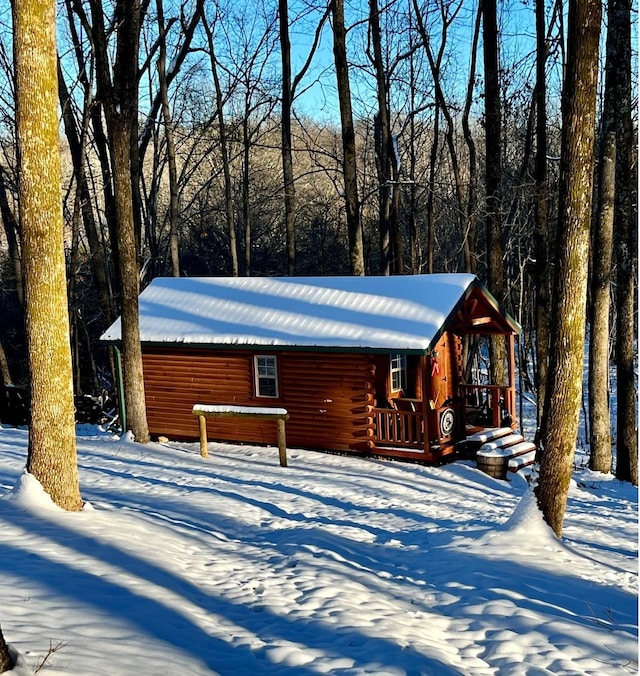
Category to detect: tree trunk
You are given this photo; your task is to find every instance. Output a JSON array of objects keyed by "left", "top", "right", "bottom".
[
  {"left": 537, "top": 0, "right": 601, "bottom": 536},
  {"left": 610, "top": 0, "right": 637, "bottom": 485},
  {"left": 0, "top": 168, "right": 24, "bottom": 306},
  {"left": 110, "top": 117, "right": 150, "bottom": 443},
  {"left": 202, "top": 18, "right": 237, "bottom": 278},
  {"left": 57, "top": 58, "right": 113, "bottom": 325},
  {"left": 242, "top": 114, "right": 251, "bottom": 277},
  {"left": 414, "top": 1, "right": 467, "bottom": 273},
  {"left": 483, "top": 0, "right": 507, "bottom": 387},
  {"left": 425, "top": 105, "right": 440, "bottom": 274},
  {"left": 588, "top": 129, "right": 615, "bottom": 472},
  {"left": 534, "top": 0, "right": 550, "bottom": 441},
  {"left": 156, "top": 0, "right": 180, "bottom": 277},
  {"left": 331, "top": 0, "right": 364, "bottom": 276},
  {"left": 279, "top": 0, "right": 296, "bottom": 275},
  {"left": 369, "top": 0, "right": 393, "bottom": 276},
  {"left": 461, "top": 4, "right": 482, "bottom": 275},
  {"left": 90, "top": 0, "right": 150, "bottom": 443},
  {"left": 14, "top": 0, "right": 82, "bottom": 510},
  {"left": 589, "top": 0, "right": 625, "bottom": 473},
  {"left": 0, "top": 341, "right": 12, "bottom": 387},
  {"left": 0, "top": 625, "right": 13, "bottom": 674}
]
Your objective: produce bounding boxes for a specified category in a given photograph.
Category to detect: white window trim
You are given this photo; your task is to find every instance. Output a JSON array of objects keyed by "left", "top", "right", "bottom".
[
  {"left": 254, "top": 355, "right": 279, "bottom": 398},
  {"left": 390, "top": 353, "right": 407, "bottom": 393}
]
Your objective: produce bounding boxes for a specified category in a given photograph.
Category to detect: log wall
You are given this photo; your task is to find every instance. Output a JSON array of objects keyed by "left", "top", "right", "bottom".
[
  {"left": 428, "top": 332, "right": 461, "bottom": 408},
  {"left": 142, "top": 347, "right": 375, "bottom": 453}
]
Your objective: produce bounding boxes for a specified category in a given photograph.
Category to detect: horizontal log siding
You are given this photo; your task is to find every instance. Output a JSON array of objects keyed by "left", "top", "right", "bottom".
[
  {"left": 278, "top": 352, "right": 374, "bottom": 452},
  {"left": 142, "top": 348, "right": 374, "bottom": 452}
]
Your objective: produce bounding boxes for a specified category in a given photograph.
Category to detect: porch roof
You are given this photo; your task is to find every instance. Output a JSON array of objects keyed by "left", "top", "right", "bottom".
[{"left": 101, "top": 274, "right": 518, "bottom": 353}]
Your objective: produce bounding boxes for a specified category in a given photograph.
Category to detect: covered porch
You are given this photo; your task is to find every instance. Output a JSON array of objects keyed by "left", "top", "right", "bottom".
[{"left": 369, "top": 282, "right": 519, "bottom": 461}]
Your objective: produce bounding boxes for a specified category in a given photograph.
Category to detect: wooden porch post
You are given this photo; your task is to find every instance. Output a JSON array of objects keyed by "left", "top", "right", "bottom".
[
  {"left": 420, "top": 355, "right": 430, "bottom": 453},
  {"left": 507, "top": 333, "right": 516, "bottom": 419}
]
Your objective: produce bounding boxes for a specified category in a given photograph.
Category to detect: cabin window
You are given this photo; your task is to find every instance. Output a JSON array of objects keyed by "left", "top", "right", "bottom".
[
  {"left": 254, "top": 355, "right": 279, "bottom": 398},
  {"left": 390, "top": 353, "right": 407, "bottom": 393}
]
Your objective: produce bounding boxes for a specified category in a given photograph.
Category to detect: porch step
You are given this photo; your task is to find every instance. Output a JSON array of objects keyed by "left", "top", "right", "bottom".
[
  {"left": 476, "top": 440, "right": 537, "bottom": 480},
  {"left": 476, "top": 433, "right": 524, "bottom": 453},
  {"left": 508, "top": 449, "right": 537, "bottom": 472},
  {"left": 465, "top": 427, "right": 513, "bottom": 445}
]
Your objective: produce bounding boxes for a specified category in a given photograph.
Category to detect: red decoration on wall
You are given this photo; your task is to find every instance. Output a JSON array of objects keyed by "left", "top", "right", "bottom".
[{"left": 431, "top": 358, "right": 441, "bottom": 377}]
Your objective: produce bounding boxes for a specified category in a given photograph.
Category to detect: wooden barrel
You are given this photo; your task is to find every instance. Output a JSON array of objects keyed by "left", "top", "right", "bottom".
[{"left": 477, "top": 453, "right": 507, "bottom": 479}]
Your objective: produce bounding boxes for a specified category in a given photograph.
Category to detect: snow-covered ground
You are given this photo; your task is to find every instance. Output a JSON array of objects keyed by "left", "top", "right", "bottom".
[{"left": 0, "top": 424, "right": 636, "bottom": 675}]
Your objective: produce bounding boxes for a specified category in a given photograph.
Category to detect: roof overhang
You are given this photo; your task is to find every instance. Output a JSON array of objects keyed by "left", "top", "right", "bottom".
[{"left": 100, "top": 274, "right": 519, "bottom": 354}]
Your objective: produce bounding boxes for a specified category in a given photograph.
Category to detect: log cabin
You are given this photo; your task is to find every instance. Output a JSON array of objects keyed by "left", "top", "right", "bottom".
[{"left": 101, "top": 274, "right": 522, "bottom": 463}]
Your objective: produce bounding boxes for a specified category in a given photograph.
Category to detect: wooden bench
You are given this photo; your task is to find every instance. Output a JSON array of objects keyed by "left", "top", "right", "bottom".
[{"left": 192, "top": 404, "right": 290, "bottom": 466}]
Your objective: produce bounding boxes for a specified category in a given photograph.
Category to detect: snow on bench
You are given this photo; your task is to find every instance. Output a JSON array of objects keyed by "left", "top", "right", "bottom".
[{"left": 192, "top": 404, "right": 290, "bottom": 466}]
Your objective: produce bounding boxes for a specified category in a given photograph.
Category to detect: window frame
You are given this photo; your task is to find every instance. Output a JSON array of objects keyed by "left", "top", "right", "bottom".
[
  {"left": 389, "top": 353, "right": 407, "bottom": 394},
  {"left": 254, "top": 354, "right": 279, "bottom": 398}
]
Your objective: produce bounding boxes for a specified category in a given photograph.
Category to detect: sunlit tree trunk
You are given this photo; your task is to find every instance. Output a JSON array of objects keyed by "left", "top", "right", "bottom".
[
  {"left": 14, "top": 0, "right": 82, "bottom": 510},
  {"left": 537, "top": 0, "right": 601, "bottom": 536},
  {"left": 589, "top": 129, "right": 615, "bottom": 473},
  {"left": 589, "top": 0, "right": 623, "bottom": 473}
]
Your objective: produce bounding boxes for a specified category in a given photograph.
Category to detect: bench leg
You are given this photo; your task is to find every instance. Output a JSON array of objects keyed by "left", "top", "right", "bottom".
[
  {"left": 198, "top": 415, "right": 209, "bottom": 458},
  {"left": 277, "top": 418, "right": 287, "bottom": 467}
]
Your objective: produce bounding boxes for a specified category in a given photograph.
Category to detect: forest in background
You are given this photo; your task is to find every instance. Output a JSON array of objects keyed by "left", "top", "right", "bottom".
[{"left": 0, "top": 0, "right": 636, "bottom": 498}]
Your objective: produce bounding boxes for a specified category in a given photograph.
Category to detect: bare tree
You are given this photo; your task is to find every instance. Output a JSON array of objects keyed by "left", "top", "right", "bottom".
[
  {"left": 156, "top": 0, "right": 180, "bottom": 277},
  {"left": 201, "top": 10, "right": 238, "bottom": 276},
  {"left": 0, "top": 166, "right": 23, "bottom": 304},
  {"left": 14, "top": 0, "right": 82, "bottom": 509},
  {"left": 588, "top": 0, "right": 623, "bottom": 473},
  {"left": 279, "top": 0, "right": 296, "bottom": 274},
  {"left": 533, "top": 0, "right": 550, "bottom": 440},
  {"left": 483, "top": 0, "right": 508, "bottom": 387},
  {"left": 89, "top": 0, "right": 150, "bottom": 442},
  {"left": 331, "top": 0, "right": 364, "bottom": 275},
  {"left": 537, "top": 0, "right": 601, "bottom": 536},
  {"left": 610, "top": 0, "right": 637, "bottom": 485},
  {"left": 278, "top": 0, "right": 330, "bottom": 276},
  {"left": 413, "top": 0, "right": 471, "bottom": 273},
  {"left": 588, "top": 128, "right": 615, "bottom": 473},
  {"left": 369, "top": 0, "right": 395, "bottom": 275}
]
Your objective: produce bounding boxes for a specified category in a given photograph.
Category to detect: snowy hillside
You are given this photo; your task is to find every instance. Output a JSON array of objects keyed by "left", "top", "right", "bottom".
[{"left": 0, "top": 425, "right": 636, "bottom": 675}]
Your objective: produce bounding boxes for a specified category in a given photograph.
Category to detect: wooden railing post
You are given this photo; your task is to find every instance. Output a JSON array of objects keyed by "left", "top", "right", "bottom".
[
  {"left": 198, "top": 414, "right": 209, "bottom": 458},
  {"left": 277, "top": 418, "right": 287, "bottom": 467}
]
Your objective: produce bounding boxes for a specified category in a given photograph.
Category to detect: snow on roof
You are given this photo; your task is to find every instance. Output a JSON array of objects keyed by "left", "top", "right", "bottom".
[{"left": 101, "top": 274, "right": 478, "bottom": 352}]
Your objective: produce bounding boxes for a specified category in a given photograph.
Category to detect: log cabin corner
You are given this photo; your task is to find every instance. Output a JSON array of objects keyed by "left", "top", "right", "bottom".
[{"left": 101, "top": 274, "right": 524, "bottom": 466}]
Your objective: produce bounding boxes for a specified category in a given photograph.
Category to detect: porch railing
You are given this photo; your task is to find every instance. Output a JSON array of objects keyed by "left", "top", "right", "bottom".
[
  {"left": 459, "top": 384, "right": 515, "bottom": 428},
  {"left": 372, "top": 408, "right": 424, "bottom": 450}
]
